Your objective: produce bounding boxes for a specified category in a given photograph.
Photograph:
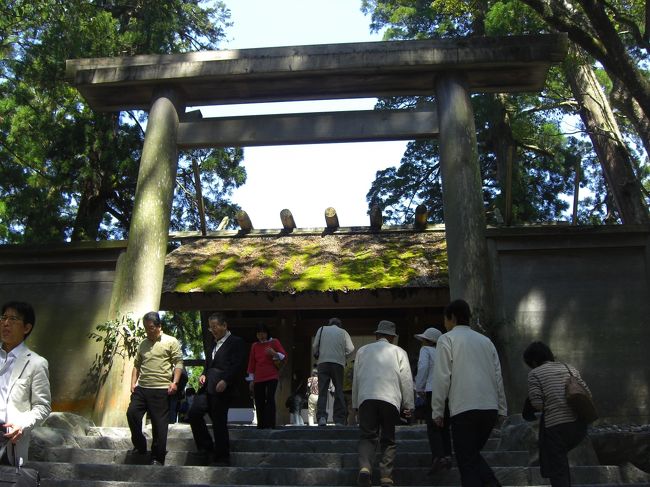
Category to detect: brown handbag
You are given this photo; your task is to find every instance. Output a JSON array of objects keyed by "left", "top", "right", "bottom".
[{"left": 563, "top": 363, "right": 598, "bottom": 423}]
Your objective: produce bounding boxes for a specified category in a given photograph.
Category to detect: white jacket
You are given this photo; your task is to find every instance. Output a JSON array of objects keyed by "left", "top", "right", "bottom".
[
  {"left": 352, "top": 338, "right": 414, "bottom": 412},
  {"left": 414, "top": 345, "right": 436, "bottom": 392},
  {"left": 430, "top": 325, "right": 506, "bottom": 418},
  {"left": 2, "top": 344, "right": 51, "bottom": 464}
]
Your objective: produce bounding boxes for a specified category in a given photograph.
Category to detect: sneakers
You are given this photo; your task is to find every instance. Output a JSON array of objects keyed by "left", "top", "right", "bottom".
[
  {"left": 357, "top": 467, "right": 371, "bottom": 487},
  {"left": 318, "top": 417, "right": 327, "bottom": 426},
  {"left": 380, "top": 477, "right": 394, "bottom": 487},
  {"left": 150, "top": 459, "right": 163, "bottom": 466}
]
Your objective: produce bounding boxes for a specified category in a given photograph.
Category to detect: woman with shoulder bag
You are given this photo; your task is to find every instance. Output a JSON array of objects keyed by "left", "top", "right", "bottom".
[
  {"left": 247, "top": 324, "right": 287, "bottom": 429},
  {"left": 523, "top": 341, "right": 591, "bottom": 487}
]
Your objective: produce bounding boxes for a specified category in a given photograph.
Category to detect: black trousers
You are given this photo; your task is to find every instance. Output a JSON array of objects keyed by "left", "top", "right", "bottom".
[
  {"left": 254, "top": 379, "right": 278, "bottom": 429},
  {"left": 358, "top": 399, "right": 400, "bottom": 480},
  {"left": 539, "top": 419, "right": 587, "bottom": 487},
  {"left": 317, "top": 362, "right": 346, "bottom": 424},
  {"left": 126, "top": 387, "right": 170, "bottom": 463},
  {"left": 450, "top": 409, "right": 499, "bottom": 487},
  {"left": 425, "top": 392, "right": 452, "bottom": 459},
  {"left": 188, "top": 391, "right": 233, "bottom": 460}
]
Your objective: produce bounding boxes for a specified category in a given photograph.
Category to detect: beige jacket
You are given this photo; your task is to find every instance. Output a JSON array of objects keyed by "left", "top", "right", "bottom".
[{"left": 3, "top": 345, "right": 51, "bottom": 464}]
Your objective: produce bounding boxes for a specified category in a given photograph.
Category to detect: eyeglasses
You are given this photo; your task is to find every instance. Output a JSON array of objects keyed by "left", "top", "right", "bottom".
[{"left": 0, "top": 315, "right": 23, "bottom": 323}]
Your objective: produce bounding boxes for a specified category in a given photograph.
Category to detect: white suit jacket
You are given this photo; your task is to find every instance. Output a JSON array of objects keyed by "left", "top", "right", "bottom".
[{"left": 2, "top": 344, "right": 51, "bottom": 464}]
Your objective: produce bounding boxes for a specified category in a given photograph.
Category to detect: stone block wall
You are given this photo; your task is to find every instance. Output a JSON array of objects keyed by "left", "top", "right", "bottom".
[{"left": 487, "top": 225, "right": 650, "bottom": 424}]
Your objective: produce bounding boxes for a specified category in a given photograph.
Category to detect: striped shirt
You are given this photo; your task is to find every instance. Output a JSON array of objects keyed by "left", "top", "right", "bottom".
[{"left": 527, "top": 361, "right": 590, "bottom": 427}]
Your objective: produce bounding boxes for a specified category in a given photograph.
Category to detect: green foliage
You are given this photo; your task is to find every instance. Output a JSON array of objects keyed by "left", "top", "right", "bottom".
[
  {"left": 0, "top": 0, "right": 244, "bottom": 243},
  {"left": 362, "top": 0, "right": 647, "bottom": 224},
  {"left": 86, "top": 315, "right": 145, "bottom": 392}
]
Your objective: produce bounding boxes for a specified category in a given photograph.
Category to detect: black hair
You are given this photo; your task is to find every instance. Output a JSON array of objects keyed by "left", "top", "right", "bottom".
[
  {"left": 328, "top": 317, "right": 343, "bottom": 327},
  {"left": 523, "top": 341, "right": 555, "bottom": 368},
  {"left": 208, "top": 312, "right": 227, "bottom": 325},
  {"left": 444, "top": 299, "right": 471, "bottom": 325},
  {"left": 2, "top": 301, "right": 36, "bottom": 338},
  {"left": 256, "top": 323, "right": 271, "bottom": 337},
  {"left": 142, "top": 311, "right": 162, "bottom": 326}
]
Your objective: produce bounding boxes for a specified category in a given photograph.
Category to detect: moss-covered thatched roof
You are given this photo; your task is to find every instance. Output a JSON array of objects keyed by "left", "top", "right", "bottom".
[{"left": 163, "top": 231, "right": 448, "bottom": 294}]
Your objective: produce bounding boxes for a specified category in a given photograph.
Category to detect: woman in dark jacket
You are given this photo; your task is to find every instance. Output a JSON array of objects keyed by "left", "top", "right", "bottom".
[{"left": 523, "top": 341, "right": 590, "bottom": 487}]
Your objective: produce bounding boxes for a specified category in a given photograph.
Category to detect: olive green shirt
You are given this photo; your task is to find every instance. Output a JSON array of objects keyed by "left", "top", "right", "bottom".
[{"left": 134, "top": 333, "right": 183, "bottom": 389}]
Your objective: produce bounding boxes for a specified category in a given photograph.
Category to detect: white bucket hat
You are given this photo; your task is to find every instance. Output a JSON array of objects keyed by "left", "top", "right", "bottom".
[{"left": 414, "top": 327, "right": 442, "bottom": 344}]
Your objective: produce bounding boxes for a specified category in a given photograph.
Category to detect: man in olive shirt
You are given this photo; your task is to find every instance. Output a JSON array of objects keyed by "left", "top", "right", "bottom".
[{"left": 126, "top": 311, "right": 183, "bottom": 465}]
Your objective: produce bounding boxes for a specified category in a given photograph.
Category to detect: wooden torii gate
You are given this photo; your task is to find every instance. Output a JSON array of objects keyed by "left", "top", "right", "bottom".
[{"left": 66, "top": 34, "right": 567, "bottom": 426}]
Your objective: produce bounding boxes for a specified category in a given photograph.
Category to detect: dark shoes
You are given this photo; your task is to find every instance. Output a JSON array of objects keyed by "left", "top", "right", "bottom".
[
  {"left": 429, "top": 456, "right": 452, "bottom": 475},
  {"left": 127, "top": 448, "right": 147, "bottom": 455},
  {"left": 357, "top": 467, "right": 371, "bottom": 487}
]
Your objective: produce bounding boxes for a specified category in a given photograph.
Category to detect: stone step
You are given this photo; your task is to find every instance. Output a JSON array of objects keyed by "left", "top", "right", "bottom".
[
  {"left": 30, "top": 462, "right": 625, "bottom": 486},
  {"left": 88, "top": 424, "right": 451, "bottom": 440},
  {"left": 40, "top": 447, "right": 529, "bottom": 467},
  {"left": 39, "top": 484, "right": 650, "bottom": 487},
  {"left": 73, "top": 435, "right": 500, "bottom": 452}
]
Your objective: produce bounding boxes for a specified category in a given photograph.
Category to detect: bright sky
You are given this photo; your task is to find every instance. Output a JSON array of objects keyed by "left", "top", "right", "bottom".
[{"left": 202, "top": 0, "right": 409, "bottom": 229}]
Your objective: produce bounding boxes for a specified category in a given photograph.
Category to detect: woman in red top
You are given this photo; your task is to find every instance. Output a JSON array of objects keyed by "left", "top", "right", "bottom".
[{"left": 247, "top": 323, "right": 287, "bottom": 429}]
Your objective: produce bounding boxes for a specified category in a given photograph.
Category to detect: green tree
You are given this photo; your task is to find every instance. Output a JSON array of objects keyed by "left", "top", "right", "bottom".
[
  {"left": 364, "top": 0, "right": 576, "bottom": 224},
  {"left": 362, "top": 0, "right": 649, "bottom": 224},
  {"left": 0, "top": 0, "right": 244, "bottom": 243}
]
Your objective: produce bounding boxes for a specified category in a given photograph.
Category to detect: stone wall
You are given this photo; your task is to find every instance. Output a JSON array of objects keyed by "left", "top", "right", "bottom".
[
  {"left": 0, "top": 241, "right": 126, "bottom": 417},
  {"left": 1, "top": 225, "right": 648, "bottom": 424},
  {"left": 487, "top": 225, "right": 650, "bottom": 424}
]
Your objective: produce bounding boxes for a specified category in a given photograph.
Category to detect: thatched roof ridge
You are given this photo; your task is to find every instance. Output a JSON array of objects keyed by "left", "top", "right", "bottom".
[{"left": 163, "top": 231, "right": 448, "bottom": 294}]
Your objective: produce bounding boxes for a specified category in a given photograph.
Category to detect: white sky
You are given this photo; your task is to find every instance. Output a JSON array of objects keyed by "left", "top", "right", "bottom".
[{"left": 201, "top": 0, "right": 409, "bottom": 229}]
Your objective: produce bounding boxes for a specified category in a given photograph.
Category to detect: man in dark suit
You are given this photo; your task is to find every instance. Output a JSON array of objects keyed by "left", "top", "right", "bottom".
[{"left": 188, "top": 312, "right": 246, "bottom": 465}]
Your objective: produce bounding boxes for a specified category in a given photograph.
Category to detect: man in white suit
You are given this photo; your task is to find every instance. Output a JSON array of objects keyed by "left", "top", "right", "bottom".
[{"left": 0, "top": 301, "right": 51, "bottom": 465}]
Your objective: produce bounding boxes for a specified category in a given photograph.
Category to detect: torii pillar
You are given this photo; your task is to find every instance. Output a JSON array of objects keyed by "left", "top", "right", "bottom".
[
  {"left": 93, "top": 87, "right": 183, "bottom": 426},
  {"left": 436, "top": 74, "right": 493, "bottom": 325}
]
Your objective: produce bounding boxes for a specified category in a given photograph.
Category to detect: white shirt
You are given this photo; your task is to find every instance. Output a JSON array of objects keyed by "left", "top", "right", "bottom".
[
  {"left": 430, "top": 325, "right": 507, "bottom": 418},
  {"left": 352, "top": 338, "right": 414, "bottom": 412},
  {"left": 414, "top": 345, "right": 437, "bottom": 392},
  {"left": 0, "top": 341, "right": 28, "bottom": 422},
  {"left": 212, "top": 331, "right": 231, "bottom": 359}
]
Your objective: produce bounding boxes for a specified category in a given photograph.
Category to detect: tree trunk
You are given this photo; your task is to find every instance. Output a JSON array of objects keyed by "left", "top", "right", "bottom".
[
  {"left": 491, "top": 94, "right": 517, "bottom": 225},
  {"left": 609, "top": 78, "right": 650, "bottom": 160},
  {"left": 71, "top": 184, "right": 108, "bottom": 241},
  {"left": 564, "top": 46, "right": 650, "bottom": 224},
  {"left": 521, "top": 0, "right": 650, "bottom": 129}
]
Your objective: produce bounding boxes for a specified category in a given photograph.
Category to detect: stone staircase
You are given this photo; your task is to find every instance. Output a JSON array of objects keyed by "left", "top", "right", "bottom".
[{"left": 24, "top": 418, "right": 650, "bottom": 487}]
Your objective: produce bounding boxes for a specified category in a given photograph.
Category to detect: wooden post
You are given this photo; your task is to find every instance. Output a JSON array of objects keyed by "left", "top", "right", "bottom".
[
  {"left": 236, "top": 210, "right": 253, "bottom": 232},
  {"left": 325, "top": 207, "right": 339, "bottom": 230},
  {"left": 192, "top": 159, "right": 208, "bottom": 236},
  {"left": 572, "top": 158, "right": 581, "bottom": 225},
  {"left": 280, "top": 209, "right": 296, "bottom": 232},
  {"left": 414, "top": 204, "right": 428, "bottom": 230},
  {"left": 96, "top": 87, "right": 183, "bottom": 426},
  {"left": 436, "top": 74, "right": 493, "bottom": 326},
  {"left": 369, "top": 205, "right": 382, "bottom": 230}
]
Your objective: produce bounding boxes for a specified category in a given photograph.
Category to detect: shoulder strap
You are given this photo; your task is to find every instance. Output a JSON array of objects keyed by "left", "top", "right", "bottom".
[
  {"left": 562, "top": 362, "right": 575, "bottom": 377},
  {"left": 316, "top": 326, "right": 324, "bottom": 354}
]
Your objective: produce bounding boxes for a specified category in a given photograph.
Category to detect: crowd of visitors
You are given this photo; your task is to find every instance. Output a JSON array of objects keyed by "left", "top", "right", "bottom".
[{"left": 0, "top": 299, "right": 595, "bottom": 487}]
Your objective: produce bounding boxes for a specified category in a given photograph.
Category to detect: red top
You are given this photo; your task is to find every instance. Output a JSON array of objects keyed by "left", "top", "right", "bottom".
[{"left": 247, "top": 338, "right": 287, "bottom": 383}]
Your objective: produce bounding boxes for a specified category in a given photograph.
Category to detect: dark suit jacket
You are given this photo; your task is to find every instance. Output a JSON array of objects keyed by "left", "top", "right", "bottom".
[{"left": 202, "top": 334, "right": 246, "bottom": 396}]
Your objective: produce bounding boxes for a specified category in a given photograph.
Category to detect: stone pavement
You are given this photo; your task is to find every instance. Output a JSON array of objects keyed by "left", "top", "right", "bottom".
[{"left": 21, "top": 413, "right": 650, "bottom": 486}]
